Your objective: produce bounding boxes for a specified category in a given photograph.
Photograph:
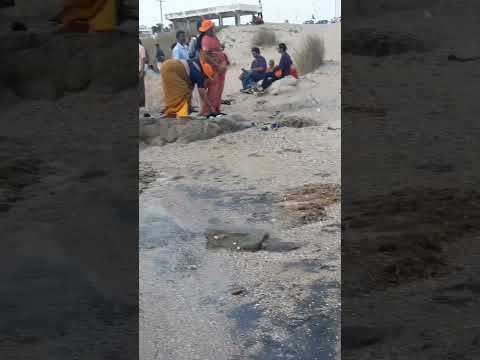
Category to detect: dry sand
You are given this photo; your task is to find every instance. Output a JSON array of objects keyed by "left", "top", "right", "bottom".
[
  {"left": 140, "top": 23, "right": 341, "bottom": 359},
  {"left": 342, "top": 2, "right": 480, "bottom": 359}
]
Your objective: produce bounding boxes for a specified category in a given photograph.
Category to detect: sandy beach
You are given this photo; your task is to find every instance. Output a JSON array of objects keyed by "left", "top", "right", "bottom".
[{"left": 140, "top": 23, "right": 341, "bottom": 359}]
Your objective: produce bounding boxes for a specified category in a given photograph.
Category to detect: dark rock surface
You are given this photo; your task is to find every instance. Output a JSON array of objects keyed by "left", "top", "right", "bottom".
[{"left": 205, "top": 227, "right": 269, "bottom": 252}]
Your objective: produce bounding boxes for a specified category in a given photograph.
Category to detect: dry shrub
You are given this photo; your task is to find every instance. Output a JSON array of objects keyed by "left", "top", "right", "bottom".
[
  {"left": 294, "top": 35, "right": 325, "bottom": 75},
  {"left": 252, "top": 28, "right": 277, "bottom": 47}
]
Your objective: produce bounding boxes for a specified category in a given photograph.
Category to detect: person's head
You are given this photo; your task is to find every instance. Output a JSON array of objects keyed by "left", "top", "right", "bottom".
[
  {"left": 199, "top": 20, "right": 215, "bottom": 36},
  {"left": 155, "top": 43, "right": 159, "bottom": 48},
  {"left": 277, "top": 43, "right": 287, "bottom": 53},
  {"left": 196, "top": 20, "right": 202, "bottom": 33},
  {"left": 269, "top": 59, "right": 275, "bottom": 67},
  {"left": 176, "top": 30, "right": 186, "bottom": 44},
  {"left": 251, "top": 47, "right": 260, "bottom": 58}
]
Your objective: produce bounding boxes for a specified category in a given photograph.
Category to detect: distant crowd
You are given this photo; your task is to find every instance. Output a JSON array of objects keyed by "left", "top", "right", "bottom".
[{"left": 139, "top": 20, "right": 298, "bottom": 118}]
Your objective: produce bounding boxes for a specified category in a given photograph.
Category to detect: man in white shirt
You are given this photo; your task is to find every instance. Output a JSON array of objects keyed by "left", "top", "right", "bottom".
[{"left": 172, "top": 30, "right": 189, "bottom": 60}]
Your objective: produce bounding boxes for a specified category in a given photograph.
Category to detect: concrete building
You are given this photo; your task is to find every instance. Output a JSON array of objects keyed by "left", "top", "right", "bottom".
[
  {"left": 139, "top": 25, "right": 154, "bottom": 38},
  {"left": 166, "top": 3, "right": 261, "bottom": 32}
]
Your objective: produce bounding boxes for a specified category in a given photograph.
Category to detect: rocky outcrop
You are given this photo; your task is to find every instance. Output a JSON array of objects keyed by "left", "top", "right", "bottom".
[
  {"left": 139, "top": 115, "right": 253, "bottom": 146},
  {"left": 269, "top": 75, "right": 298, "bottom": 96}
]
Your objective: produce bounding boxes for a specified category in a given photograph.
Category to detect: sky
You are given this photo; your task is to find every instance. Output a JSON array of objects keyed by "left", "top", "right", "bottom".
[{"left": 139, "top": 0, "right": 341, "bottom": 27}]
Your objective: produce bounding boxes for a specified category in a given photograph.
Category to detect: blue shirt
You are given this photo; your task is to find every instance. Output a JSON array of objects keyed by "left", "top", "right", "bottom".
[
  {"left": 172, "top": 42, "right": 189, "bottom": 60},
  {"left": 250, "top": 55, "right": 267, "bottom": 81},
  {"left": 278, "top": 52, "right": 292, "bottom": 78}
]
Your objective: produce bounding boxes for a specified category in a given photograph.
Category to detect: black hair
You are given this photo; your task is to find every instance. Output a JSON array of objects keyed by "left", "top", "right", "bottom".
[
  {"left": 278, "top": 43, "right": 287, "bottom": 51},
  {"left": 196, "top": 33, "right": 205, "bottom": 51},
  {"left": 139, "top": 39, "right": 142, "bottom": 45},
  {"left": 155, "top": 43, "right": 159, "bottom": 47},
  {"left": 196, "top": 20, "right": 202, "bottom": 31},
  {"left": 251, "top": 47, "right": 260, "bottom": 54},
  {"left": 171, "top": 42, "right": 177, "bottom": 50},
  {"left": 176, "top": 30, "right": 185, "bottom": 39}
]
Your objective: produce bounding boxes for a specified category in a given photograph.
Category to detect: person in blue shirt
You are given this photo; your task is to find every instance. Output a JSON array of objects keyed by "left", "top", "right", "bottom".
[
  {"left": 239, "top": 47, "right": 267, "bottom": 91},
  {"left": 260, "top": 43, "right": 293, "bottom": 90},
  {"left": 172, "top": 30, "right": 189, "bottom": 60}
]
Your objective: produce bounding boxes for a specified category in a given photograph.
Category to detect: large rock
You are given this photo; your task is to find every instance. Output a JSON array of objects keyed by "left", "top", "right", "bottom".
[
  {"left": 139, "top": 115, "right": 253, "bottom": 145},
  {"left": 270, "top": 75, "right": 298, "bottom": 95},
  {"left": 205, "top": 227, "right": 300, "bottom": 252},
  {"left": 205, "top": 228, "right": 269, "bottom": 251}
]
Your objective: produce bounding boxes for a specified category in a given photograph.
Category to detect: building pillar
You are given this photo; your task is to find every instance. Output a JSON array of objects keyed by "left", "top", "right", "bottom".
[
  {"left": 218, "top": 14, "right": 223, "bottom": 27},
  {"left": 235, "top": 12, "right": 240, "bottom": 26}
]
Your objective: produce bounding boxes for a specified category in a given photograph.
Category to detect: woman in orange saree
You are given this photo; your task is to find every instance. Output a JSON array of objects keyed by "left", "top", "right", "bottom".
[{"left": 197, "top": 20, "right": 229, "bottom": 116}]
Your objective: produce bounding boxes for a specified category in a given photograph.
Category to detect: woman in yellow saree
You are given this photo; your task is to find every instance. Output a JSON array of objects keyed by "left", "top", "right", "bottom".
[{"left": 160, "top": 59, "right": 214, "bottom": 119}]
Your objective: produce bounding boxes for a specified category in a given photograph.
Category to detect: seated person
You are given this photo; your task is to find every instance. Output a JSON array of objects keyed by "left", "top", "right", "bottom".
[
  {"left": 267, "top": 59, "right": 275, "bottom": 73},
  {"left": 255, "top": 13, "right": 264, "bottom": 25},
  {"left": 261, "top": 43, "right": 292, "bottom": 90},
  {"left": 239, "top": 47, "right": 267, "bottom": 91}
]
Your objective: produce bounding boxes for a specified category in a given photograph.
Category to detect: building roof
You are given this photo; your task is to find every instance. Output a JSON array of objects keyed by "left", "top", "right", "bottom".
[{"left": 166, "top": 3, "right": 261, "bottom": 21}]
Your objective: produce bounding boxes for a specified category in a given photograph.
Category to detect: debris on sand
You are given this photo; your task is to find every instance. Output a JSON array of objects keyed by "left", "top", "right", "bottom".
[{"left": 276, "top": 183, "right": 340, "bottom": 227}]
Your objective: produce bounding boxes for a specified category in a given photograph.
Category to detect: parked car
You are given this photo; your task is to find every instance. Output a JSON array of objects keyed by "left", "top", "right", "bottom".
[{"left": 316, "top": 20, "right": 329, "bottom": 24}]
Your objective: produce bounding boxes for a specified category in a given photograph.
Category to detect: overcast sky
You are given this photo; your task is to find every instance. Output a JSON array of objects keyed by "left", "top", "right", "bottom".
[{"left": 140, "top": 0, "right": 341, "bottom": 26}]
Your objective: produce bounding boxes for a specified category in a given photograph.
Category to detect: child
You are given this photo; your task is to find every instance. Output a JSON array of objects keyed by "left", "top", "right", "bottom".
[{"left": 267, "top": 59, "right": 275, "bottom": 73}]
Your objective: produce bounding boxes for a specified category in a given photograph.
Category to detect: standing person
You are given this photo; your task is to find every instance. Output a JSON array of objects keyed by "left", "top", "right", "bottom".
[
  {"left": 139, "top": 39, "right": 147, "bottom": 108},
  {"left": 260, "top": 43, "right": 292, "bottom": 91},
  {"left": 187, "top": 21, "right": 203, "bottom": 113},
  {"left": 239, "top": 47, "right": 267, "bottom": 91},
  {"left": 155, "top": 43, "right": 165, "bottom": 71},
  {"left": 172, "top": 30, "right": 189, "bottom": 60},
  {"left": 188, "top": 21, "right": 203, "bottom": 61},
  {"left": 197, "top": 20, "right": 229, "bottom": 116},
  {"left": 160, "top": 59, "right": 214, "bottom": 119}
]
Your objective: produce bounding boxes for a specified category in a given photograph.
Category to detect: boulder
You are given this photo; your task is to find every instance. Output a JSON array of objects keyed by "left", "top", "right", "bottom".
[
  {"left": 261, "top": 238, "right": 301, "bottom": 252},
  {"left": 139, "top": 116, "right": 253, "bottom": 146},
  {"left": 270, "top": 75, "right": 298, "bottom": 95},
  {"left": 205, "top": 228, "right": 269, "bottom": 251}
]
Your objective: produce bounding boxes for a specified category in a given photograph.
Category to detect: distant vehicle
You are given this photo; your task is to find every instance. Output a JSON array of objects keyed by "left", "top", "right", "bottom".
[
  {"left": 316, "top": 20, "right": 329, "bottom": 24},
  {"left": 303, "top": 20, "right": 314, "bottom": 24}
]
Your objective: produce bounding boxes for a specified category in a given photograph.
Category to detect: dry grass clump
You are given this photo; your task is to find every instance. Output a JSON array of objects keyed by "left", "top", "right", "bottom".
[
  {"left": 252, "top": 28, "right": 277, "bottom": 47},
  {"left": 294, "top": 35, "right": 325, "bottom": 75}
]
